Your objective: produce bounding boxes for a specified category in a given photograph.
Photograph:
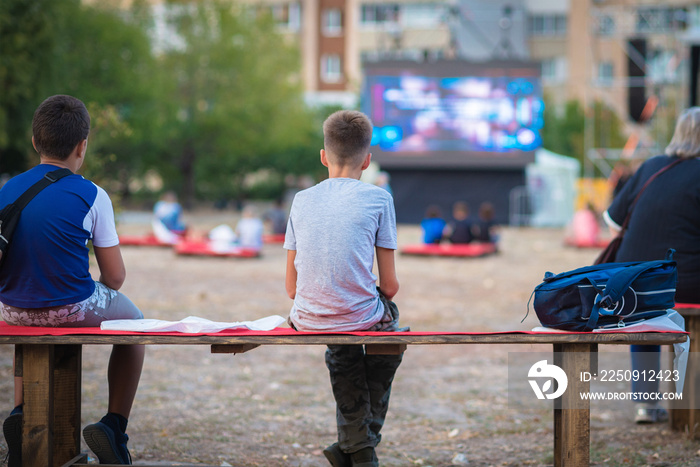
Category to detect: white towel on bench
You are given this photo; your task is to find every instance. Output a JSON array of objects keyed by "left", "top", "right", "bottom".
[{"left": 100, "top": 315, "right": 286, "bottom": 333}]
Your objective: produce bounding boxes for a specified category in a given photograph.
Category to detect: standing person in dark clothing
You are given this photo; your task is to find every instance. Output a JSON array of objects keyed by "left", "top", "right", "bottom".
[{"left": 603, "top": 107, "right": 700, "bottom": 423}]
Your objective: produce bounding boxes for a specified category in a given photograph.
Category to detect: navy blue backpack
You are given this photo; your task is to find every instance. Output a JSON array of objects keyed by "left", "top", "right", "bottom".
[{"left": 532, "top": 250, "right": 677, "bottom": 331}]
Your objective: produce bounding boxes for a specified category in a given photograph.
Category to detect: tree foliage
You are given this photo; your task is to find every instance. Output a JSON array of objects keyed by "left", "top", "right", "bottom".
[
  {"left": 0, "top": 0, "right": 62, "bottom": 173},
  {"left": 0, "top": 0, "right": 335, "bottom": 205},
  {"left": 542, "top": 97, "right": 626, "bottom": 170},
  {"left": 155, "top": 0, "right": 319, "bottom": 205},
  {"left": 0, "top": 0, "right": 159, "bottom": 182}
]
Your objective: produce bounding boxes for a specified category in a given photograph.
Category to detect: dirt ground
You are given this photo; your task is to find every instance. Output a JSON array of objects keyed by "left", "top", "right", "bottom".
[{"left": 1, "top": 209, "right": 699, "bottom": 466}]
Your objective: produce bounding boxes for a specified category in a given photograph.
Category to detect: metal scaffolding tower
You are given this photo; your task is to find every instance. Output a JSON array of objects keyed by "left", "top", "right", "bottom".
[{"left": 584, "top": 3, "right": 690, "bottom": 179}]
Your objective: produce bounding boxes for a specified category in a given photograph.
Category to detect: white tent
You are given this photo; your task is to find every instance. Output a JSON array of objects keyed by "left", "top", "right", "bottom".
[{"left": 525, "top": 148, "right": 580, "bottom": 227}]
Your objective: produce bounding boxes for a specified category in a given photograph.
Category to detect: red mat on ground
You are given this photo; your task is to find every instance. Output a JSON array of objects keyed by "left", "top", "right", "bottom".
[
  {"left": 118, "top": 234, "right": 174, "bottom": 247},
  {"left": 174, "top": 240, "right": 260, "bottom": 258},
  {"left": 262, "top": 233, "right": 285, "bottom": 244},
  {"left": 400, "top": 243, "right": 497, "bottom": 257},
  {"left": 563, "top": 238, "right": 610, "bottom": 249},
  {"left": 0, "top": 322, "right": 685, "bottom": 338}
]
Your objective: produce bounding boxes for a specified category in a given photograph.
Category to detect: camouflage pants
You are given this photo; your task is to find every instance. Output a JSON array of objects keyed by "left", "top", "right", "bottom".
[{"left": 325, "top": 293, "right": 405, "bottom": 453}]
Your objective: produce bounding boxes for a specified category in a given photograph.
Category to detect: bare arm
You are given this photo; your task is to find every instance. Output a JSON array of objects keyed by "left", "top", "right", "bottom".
[
  {"left": 285, "top": 250, "right": 297, "bottom": 299},
  {"left": 93, "top": 245, "right": 127, "bottom": 290},
  {"left": 376, "top": 246, "right": 399, "bottom": 299}
]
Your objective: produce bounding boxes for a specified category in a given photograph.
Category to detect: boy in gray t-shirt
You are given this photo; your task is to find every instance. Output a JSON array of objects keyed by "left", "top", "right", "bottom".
[{"left": 284, "top": 110, "right": 405, "bottom": 467}]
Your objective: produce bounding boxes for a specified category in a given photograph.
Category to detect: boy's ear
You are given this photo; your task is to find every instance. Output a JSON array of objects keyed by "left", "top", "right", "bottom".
[
  {"left": 320, "top": 149, "right": 329, "bottom": 167},
  {"left": 361, "top": 153, "right": 372, "bottom": 170},
  {"left": 31, "top": 136, "right": 38, "bottom": 153},
  {"left": 78, "top": 139, "right": 88, "bottom": 157},
  {"left": 73, "top": 139, "right": 87, "bottom": 161}
]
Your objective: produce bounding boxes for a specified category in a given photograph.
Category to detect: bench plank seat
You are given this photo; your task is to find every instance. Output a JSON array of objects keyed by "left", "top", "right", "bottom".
[
  {"left": 0, "top": 327, "right": 688, "bottom": 467},
  {"left": 0, "top": 330, "right": 686, "bottom": 346}
]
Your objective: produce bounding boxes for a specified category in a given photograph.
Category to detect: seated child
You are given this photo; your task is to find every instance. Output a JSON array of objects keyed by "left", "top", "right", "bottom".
[
  {"left": 0, "top": 95, "right": 144, "bottom": 465},
  {"left": 235, "top": 205, "right": 264, "bottom": 249},
  {"left": 262, "top": 199, "right": 287, "bottom": 235},
  {"left": 445, "top": 201, "right": 474, "bottom": 244},
  {"left": 208, "top": 224, "right": 238, "bottom": 253},
  {"left": 152, "top": 191, "right": 187, "bottom": 244},
  {"left": 420, "top": 205, "right": 446, "bottom": 244},
  {"left": 473, "top": 202, "right": 499, "bottom": 244},
  {"left": 284, "top": 110, "right": 406, "bottom": 467}
]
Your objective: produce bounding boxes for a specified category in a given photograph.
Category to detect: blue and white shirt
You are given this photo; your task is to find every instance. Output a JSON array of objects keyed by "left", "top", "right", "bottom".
[{"left": 0, "top": 164, "right": 119, "bottom": 308}]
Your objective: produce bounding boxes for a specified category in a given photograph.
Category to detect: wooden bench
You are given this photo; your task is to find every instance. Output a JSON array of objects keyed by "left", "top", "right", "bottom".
[{"left": 0, "top": 330, "right": 688, "bottom": 467}]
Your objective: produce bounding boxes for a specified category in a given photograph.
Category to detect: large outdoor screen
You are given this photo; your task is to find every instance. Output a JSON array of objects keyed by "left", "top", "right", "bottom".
[{"left": 361, "top": 60, "right": 543, "bottom": 168}]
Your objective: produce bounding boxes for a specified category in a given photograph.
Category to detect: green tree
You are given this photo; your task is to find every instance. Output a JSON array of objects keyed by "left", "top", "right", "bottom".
[
  {"left": 50, "top": 1, "right": 161, "bottom": 197},
  {"left": 0, "top": 0, "right": 160, "bottom": 189},
  {"left": 156, "top": 0, "right": 317, "bottom": 206},
  {"left": 542, "top": 98, "right": 585, "bottom": 161},
  {"left": 0, "top": 0, "right": 62, "bottom": 174},
  {"left": 542, "top": 97, "right": 626, "bottom": 173}
]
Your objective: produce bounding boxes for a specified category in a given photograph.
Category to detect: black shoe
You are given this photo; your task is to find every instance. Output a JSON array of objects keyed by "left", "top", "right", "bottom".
[
  {"left": 83, "top": 421, "right": 132, "bottom": 464},
  {"left": 350, "top": 447, "right": 378, "bottom": 467},
  {"left": 323, "top": 442, "right": 352, "bottom": 467},
  {"left": 2, "top": 413, "right": 22, "bottom": 467}
]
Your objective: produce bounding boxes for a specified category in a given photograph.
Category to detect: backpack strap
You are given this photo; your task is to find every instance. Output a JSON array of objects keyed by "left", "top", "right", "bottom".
[
  {"left": 586, "top": 249, "right": 676, "bottom": 329},
  {"left": 11, "top": 168, "right": 73, "bottom": 211}
]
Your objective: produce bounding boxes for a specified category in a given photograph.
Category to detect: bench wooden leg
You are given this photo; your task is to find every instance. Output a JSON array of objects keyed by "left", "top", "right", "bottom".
[
  {"left": 669, "top": 312, "right": 699, "bottom": 438},
  {"left": 22, "top": 344, "right": 82, "bottom": 467},
  {"left": 553, "top": 343, "right": 594, "bottom": 467}
]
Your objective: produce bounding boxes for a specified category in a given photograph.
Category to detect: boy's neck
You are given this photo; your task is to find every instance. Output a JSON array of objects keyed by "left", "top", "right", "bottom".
[
  {"left": 327, "top": 165, "right": 364, "bottom": 180},
  {"left": 321, "top": 149, "right": 370, "bottom": 180},
  {"left": 40, "top": 157, "right": 76, "bottom": 173}
]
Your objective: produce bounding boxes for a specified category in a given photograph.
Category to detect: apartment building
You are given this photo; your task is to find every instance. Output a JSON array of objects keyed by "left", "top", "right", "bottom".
[
  {"left": 126, "top": 0, "right": 700, "bottom": 149},
  {"left": 260, "top": 0, "right": 700, "bottom": 140}
]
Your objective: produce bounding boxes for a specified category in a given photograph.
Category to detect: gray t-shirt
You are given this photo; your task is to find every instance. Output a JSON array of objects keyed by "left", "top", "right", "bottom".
[{"left": 284, "top": 178, "right": 397, "bottom": 331}]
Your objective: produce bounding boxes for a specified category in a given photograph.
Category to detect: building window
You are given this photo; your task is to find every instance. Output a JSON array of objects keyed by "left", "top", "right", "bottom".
[
  {"left": 636, "top": 7, "right": 687, "bottom": 33},
  {"left": 598, "top": 62, "right": 614, "bottom": 86},
  {"left": 322, "top": 8, "right": 343, "bottom": 36},
  {"left": 527, "top": 14, "right": 567, "bottom": 36},
  {"left": 541, "top": 57, "right": 567, "bottom": 84},
  {"left": 321, "top": 54, "right": 342, "bottom": 83},
  {"left": 360, "top": 4, "right": 400, "bottom": 25},
  {"left": 272, "top": 3, "right": 301, "bottom": 31},
  {"left": 596, "top": 15, "right": 615, "bottom": 36},
  {"left": 541, "top": 59, "right": 557, "bottom": 81},
  {"left": 401, "top": 4, "right": 444, "bottom": 28}
]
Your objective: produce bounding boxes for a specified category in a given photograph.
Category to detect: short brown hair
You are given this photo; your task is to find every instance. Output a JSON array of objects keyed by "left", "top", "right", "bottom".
[
  {"left": 32, "top": 95, "right": 90, "bottom": 160},
  {"left": 322, "top": 110, "right": 373, "bottom": 165}
]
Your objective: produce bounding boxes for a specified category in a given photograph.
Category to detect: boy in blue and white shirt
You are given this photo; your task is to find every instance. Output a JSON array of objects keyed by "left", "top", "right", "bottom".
[{"left": 0, "top": 95, "right": 144, "bottom": 465}]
